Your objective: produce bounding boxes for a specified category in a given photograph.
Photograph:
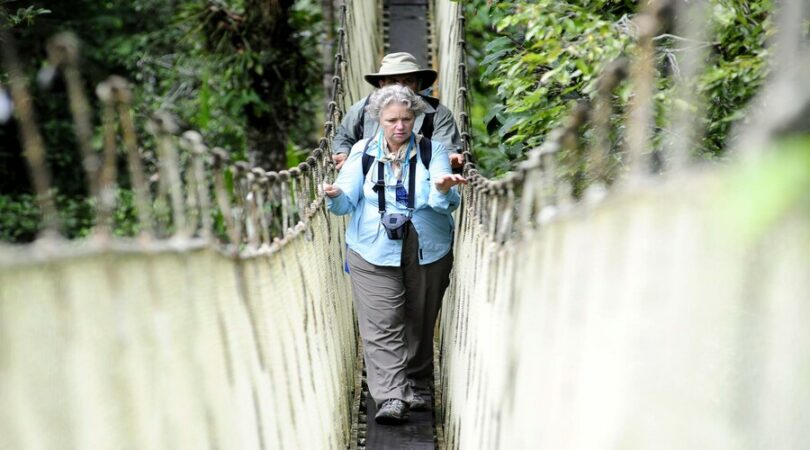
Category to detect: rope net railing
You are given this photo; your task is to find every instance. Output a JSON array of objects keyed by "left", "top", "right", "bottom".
[
  {"left": 435, "top": 0, "right": 809, "bottom": 449},
  {"left": 0, "top": 1, "right": 381, "bottom": 449}
]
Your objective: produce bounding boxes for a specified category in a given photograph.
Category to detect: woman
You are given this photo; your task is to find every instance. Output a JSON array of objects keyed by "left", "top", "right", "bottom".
[{"left": 323, "top": 85, "right": 465, "bottom": 424}]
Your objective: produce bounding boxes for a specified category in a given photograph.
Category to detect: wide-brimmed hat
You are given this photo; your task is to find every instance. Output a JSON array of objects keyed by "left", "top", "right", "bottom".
[{"left": 364, "top": 52, "right": 438, "bottom": 90}]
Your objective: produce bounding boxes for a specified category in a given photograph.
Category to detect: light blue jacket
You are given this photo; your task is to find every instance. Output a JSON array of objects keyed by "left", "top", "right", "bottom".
[{"left": 327, "top": 134, "right": 460, "bottom": 267}]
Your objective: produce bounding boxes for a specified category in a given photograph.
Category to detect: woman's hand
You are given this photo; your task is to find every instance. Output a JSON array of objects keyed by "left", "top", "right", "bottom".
[
  {"left": 434, "top": 174, "right": 466, "bottom": 194},
  {"left": 322, "top": 183, "right": 343, "bottom": 198}
]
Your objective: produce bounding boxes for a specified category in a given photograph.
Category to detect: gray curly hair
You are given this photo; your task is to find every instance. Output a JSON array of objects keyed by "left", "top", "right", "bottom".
[{"left": 366, "top": 84, "right": 427, "bottom": 121}]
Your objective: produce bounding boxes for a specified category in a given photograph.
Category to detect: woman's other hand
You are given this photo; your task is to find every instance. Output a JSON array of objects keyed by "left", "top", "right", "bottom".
[{"left": 434, "top": 174, "right": 466, "bottom": 194}]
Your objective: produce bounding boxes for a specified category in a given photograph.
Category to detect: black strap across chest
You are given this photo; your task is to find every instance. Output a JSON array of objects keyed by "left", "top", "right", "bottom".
[
  {"left": 362, "top": 137, "right": 433, "bottom": 215},
  {"left": 371, "top": 153, "right": 417, "bottom": 215}
]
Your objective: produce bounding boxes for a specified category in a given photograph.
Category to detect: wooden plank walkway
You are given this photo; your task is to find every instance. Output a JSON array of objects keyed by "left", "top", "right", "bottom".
[
  {"left": 359, "top": 2, "right": 437, "bottom": 448},
  {"left": 363, "top": 390, "right": 436, "bottom": 450}
]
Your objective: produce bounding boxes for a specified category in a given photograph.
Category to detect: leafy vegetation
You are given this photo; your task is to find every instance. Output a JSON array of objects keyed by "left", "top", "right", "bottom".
[
  {"left": 0, "top": 0, "right": 327, "bottom": 241},
  {"left": 0, "top": 0, "right": 783, "bottom": 240},
  {"left": 0, "top": 190, "right": 140, "bottom": 241},
  {"left": 465, "top": 0, "right": 775, "bottom": 177}
]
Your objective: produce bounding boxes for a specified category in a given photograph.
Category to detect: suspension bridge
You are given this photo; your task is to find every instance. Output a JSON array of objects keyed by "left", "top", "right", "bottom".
[{"left": 1, "top": 0, "right": 809, "bottom": 449}]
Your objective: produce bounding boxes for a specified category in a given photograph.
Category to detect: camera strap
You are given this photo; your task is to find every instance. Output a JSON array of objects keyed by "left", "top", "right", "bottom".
[{"left": 373, "top": 152, "right": 417, "bottom": 217}]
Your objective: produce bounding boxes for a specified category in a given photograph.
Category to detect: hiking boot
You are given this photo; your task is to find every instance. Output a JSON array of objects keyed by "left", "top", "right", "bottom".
[
  {"left": 375, "top": 399, "right": 409, "bottom": 424},
  {"left": 410, "top": 392, "right": 432, "bottom": 411}
]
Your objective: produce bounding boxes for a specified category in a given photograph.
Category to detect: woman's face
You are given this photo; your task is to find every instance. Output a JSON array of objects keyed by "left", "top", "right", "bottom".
[{"left": 380, "top": 102, "right": 415, "bottom": 148}]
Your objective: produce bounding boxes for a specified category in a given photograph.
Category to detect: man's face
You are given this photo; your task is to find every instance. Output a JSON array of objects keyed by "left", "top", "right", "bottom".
[{"left": 379, "top": 75, "right": 420, "bottom": 92}]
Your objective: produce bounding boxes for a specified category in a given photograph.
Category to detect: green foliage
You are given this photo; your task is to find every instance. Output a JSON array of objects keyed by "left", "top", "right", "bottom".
[
  {"left": 0, "top": 3, "right": 51, "bottom": 26},
  {"left": 1, "top": 0, "right": 185, "bottom": 197},
  {"left": 697, "top": 0, "right": 773, "bottom": 155},
  {"left": 0, "top": 192, "right": 95, "bottom": 241},
  {"left": 165, "top": 0, "right": 324, "bottom": 167},
  {"left": 0, "top": 194, "right": 41, "bottom": 242},
  {"left": 466, "top": 0, "right": 635, "bottom": 176},
  {"left": 0, "top": 0, "right": 327, "bottom": 242},
  {"left": 0, "top": 186, "right": 233, "bottom": 242},
  {"left": 466, "top": 0, "right": 774, "bottom": 177}
]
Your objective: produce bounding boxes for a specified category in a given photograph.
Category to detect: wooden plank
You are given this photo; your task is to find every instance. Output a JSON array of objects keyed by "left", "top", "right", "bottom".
[{"left": 364, "top": 390, "right": 436, "bottom": 450}]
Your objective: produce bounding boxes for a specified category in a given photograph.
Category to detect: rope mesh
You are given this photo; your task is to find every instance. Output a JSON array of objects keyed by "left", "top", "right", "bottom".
[
  {"left": 0, "top": 0, "right": 383, "bottom": 448},
  {"left": 0, "top": 209, "right": 357, "bottom": 449},
  {"left": 340, "top": 0, "right": 382, "bottom": 108},
  {"left": 439, "top": 171, "right": 810, "bottom": 449},
  {"left": 435, "top": 0, "right": 810, "bottom": 448}
]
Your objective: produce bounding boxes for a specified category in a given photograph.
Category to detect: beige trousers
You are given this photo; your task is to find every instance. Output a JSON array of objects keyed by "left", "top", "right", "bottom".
[{"left": 347, "top": 223, "right": 453, "bottom": 406}]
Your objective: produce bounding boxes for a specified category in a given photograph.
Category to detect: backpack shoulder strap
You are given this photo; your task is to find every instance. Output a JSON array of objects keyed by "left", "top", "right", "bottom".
[
  {"left": 421, "top": 112, "right": 435, "bottom": 139},
  {"left": 420, "top": 95, "right": 440, "bottom": 109},
  {"left": 418, "top": 137, "right": 432, "bottom": 170},
  {"left": 375, "top": 161, "right": 385, "bottom": 215},
  {"left": 408, "top": 152, "right": 417, "bottom": 210},
  {"left": 354, "top": 96, "right": 372, "bottom": 140},
  {"left": 361, "top": 138, "right": 375, "bottom": 177},
  {"left": 418, "top": 95, "right": 439, "bottom": 139}
]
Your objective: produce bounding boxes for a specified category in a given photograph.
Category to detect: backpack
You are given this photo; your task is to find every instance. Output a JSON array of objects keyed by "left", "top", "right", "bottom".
[{"left": 353, "top": 94, "right": 440, "bottom": 142}]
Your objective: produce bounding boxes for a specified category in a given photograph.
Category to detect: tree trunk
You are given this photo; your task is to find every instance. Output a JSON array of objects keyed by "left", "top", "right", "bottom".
[{"left": 243, "top": 0, "right": 296, "bottom": 171}]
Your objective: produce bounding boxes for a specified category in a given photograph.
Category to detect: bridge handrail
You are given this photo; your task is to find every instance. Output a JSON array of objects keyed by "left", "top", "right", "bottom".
[
  {"left": 434, "top": 1, "right": 810, "bottom": 448},
  {"left": 0, "top": 1, "right": 381, "bottom": 259},
  {"left": 0, "top": 2, "right": 381, "bottom": 449},
  {"left": 440, "top": 0, "right": 809, "bottom": 244}
]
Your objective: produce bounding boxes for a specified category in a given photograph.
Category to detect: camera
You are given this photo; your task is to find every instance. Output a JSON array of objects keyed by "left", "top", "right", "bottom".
[{"left": 381, "top": 213, "right": 410, "bottom": 240}]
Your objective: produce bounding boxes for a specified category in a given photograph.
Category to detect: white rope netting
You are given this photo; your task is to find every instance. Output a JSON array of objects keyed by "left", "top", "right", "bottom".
[
  {"left": 0, "top": 1, "right": 384, "bottom": 448},
  {"left": 434, "top": 0, "right": 810, "bottom": 448}
]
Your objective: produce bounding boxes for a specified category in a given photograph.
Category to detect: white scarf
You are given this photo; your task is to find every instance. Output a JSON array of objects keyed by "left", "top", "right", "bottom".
[{"left": 379, "top": 134, "right": 420, "bottom": 180}]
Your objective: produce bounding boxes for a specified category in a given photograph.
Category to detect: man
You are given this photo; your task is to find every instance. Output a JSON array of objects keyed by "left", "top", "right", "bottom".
[{"left": 332, "top": 52, "right": 463, "bottom": 170}]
